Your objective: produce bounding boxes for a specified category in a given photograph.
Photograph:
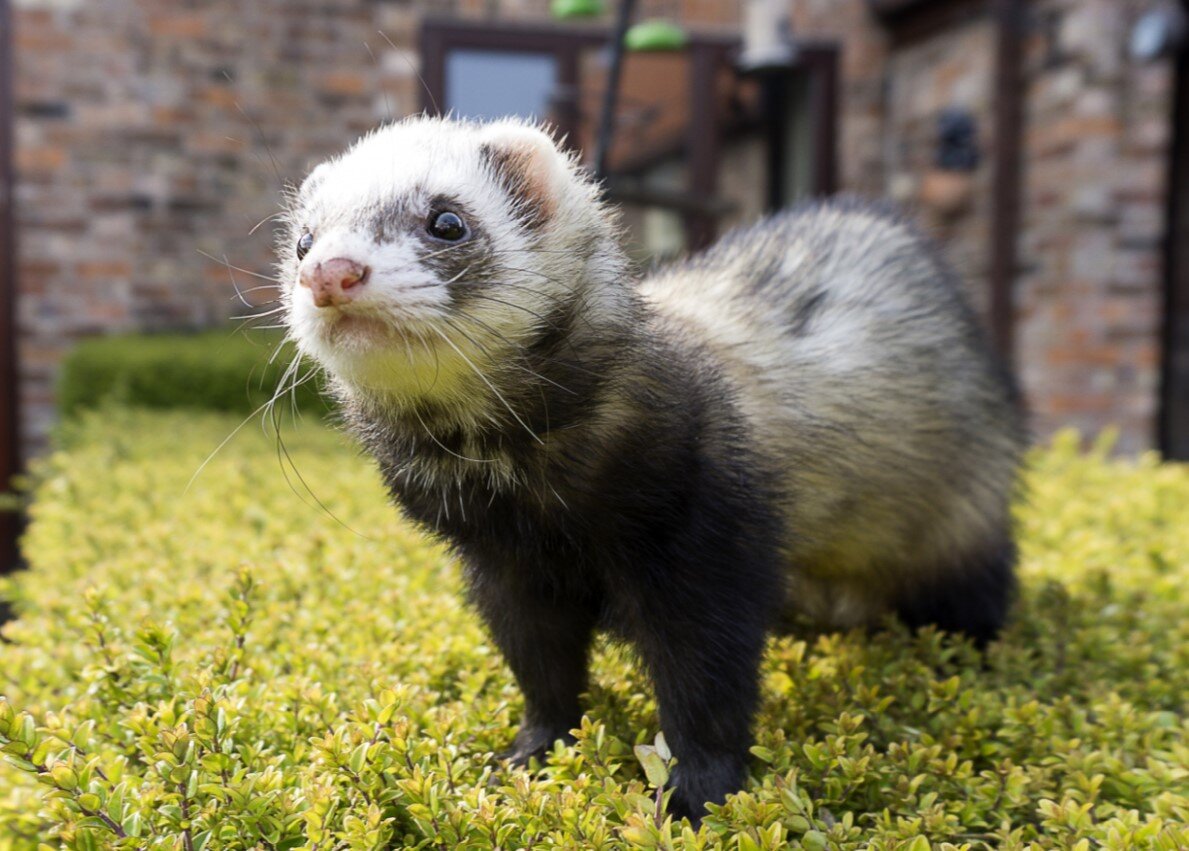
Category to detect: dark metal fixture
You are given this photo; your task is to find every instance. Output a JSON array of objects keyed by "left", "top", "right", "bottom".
[
  {"left": 936, "top": 108, "right": 979, "bottom": 172},
  {"left": 593, "top": 0, "right": 638, "bottom": 179}
]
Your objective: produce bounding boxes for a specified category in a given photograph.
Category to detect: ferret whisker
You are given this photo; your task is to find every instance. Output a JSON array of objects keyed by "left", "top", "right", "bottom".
[
  {"left": 440, "top": 312, "right": 509, "bottom": 355},
  {"left": 263, "top": 353, "right": 303, "bottom": 430},
  {"left": 231, "top": 315, "right": 276, "bottom": 336},
  {"left": 257, "top": 352, "right": 367, "bottom": 535},
  {"left": 188, "top": 347, "right": 298, "bottom": 494},
  {"left": 362, "top": 40, "right": 394, "bottom": 122},
  {"left": 230, "top": 93, "right": 285, "bottom": 189},
  {"left": 267, "top": 333, "right": 293, "bottom": 366},
  {"left": 237, "top": 305, "right": 287, "bottom": 317},
  {"left": 214, "top": 250, "right": 261, "bottom": 313},
  {"left": 396, "top": 331, "right": 424, "bottom": 394},
  {"left": 377, "top": 29, "right": 439, "bottom": 115},
  {"left": 456, "top": 293, "right": 561, "bottom": 329},
  {"left": 185, "top": 393, "right": 284, "bottom": 495},
  {"left": 546, "top": 481, "right": 569, "bottom": 511},
  {"left": 197, "top": 249, "right": 285, "bottom": 283},
  {"left": 227, "top": 287, "right": 279, "bottom": 300},
  {"left": 443, "top": 263, "right": 475, "bottom": 287},
  {"left": 409, "top": 324, "right": 445, "bottom": 396},
  {"left": 444, "top": 311, "right": 578, "bottom": 397},
  {"left": 230, "top": 303, "right": 291, "bottom": 335},
  {"left": 496, "top": 265, "right": 582, "bottom": 293},
  {"left": 409, "top": 401, "right": 499, "bottom": 464},
  {"left": 267, "top": 391, "right": 371, "bottom": 539},
  {"left": 420, "top": 241, "right": 493, "bottom": 263},
  {"left": 248, "top": 210, "right": 287, "bottom": 236},
  {"left": 231, "top": 306, "right": 287, "bottom": 321},
  {"left": 287, "top": 363, "right": 321, "bottom": 422},
  {"left": 486, "top": 291, "right": 602, "bottom": 365},
  {"left": 428, "top": 325, "right": 544, "bottom": 445},
  {"left": 515, "top": 363, "right": 577, "bottom": 396}
]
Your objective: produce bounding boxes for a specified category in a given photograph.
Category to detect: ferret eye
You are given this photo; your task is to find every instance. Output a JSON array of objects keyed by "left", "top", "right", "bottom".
[
  {"left": 296, "top": 231, "right": 314, "bottom": 259},
  {"left": 428, "top": 211, "right": 467, "bottom": 242}
]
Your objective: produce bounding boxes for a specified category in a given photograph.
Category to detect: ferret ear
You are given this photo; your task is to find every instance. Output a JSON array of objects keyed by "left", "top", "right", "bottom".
[{"left": 479, "top": 123, "right": 568, "bottom": 231}]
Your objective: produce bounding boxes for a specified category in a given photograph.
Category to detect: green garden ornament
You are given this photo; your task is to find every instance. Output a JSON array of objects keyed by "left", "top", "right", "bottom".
[
  {"left": 623, "top": 19, "right": 688, "bottom": 52},
  {"left": 551, "top": 0, "right": 604, "bottom": 19}
]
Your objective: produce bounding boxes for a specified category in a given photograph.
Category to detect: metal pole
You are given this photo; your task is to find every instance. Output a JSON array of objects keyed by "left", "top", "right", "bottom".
[
  {"left": 989, "top": 0, "right": 1024, "bottom": 364},
  {"left": 593, "top": 0, "right": 637, "bottom": 180}
]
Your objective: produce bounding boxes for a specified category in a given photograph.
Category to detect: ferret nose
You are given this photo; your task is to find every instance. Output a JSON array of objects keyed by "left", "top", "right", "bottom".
[{"left": 299, "top": 258, "right": 370, "bottom": 308}]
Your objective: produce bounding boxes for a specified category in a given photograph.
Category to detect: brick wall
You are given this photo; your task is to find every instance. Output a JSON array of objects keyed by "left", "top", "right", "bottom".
[
  {"left": 14, "top": 0, "right": 387, "bottom": 448},
  {"left": 1015, "top": 0, "right": 1173, "bottom": 453},
  {"left": 806, "top": 0, "right": 1175, "bottom": 453},
  {"left": 11, "top": 0, "right": 1178, "bottom": 455}
]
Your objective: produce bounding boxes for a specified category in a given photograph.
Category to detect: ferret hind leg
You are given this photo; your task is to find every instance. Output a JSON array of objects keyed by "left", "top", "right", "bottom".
[{"left": 894, "top": 536, "right": 1017, "bottom": 648}]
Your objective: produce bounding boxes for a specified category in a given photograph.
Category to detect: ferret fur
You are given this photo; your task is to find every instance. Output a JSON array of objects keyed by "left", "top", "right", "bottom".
[{"left": 280, "top": 116, "right": 1026, "bottom": 822}]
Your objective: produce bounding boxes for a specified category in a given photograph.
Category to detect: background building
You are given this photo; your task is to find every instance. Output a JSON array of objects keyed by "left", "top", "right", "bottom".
[{"left": 1, "top": 0, "right": 1186, "bottom": 463}]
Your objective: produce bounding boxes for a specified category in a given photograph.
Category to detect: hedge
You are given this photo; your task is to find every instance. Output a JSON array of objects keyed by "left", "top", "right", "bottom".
[
  {"left": 0, "top": 409, "right": 1186, "bottom": 850},
  {"left": 57, "top": 330, "right": 329, "bottom": 418}
]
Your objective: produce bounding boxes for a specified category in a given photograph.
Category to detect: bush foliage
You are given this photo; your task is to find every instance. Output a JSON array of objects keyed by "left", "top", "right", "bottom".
[
  {"left": 57, "top": 330, "right": 328, "bottom": 418},
  {"left": 1, "top": 409, "right": 1186, "bottom": 850}
]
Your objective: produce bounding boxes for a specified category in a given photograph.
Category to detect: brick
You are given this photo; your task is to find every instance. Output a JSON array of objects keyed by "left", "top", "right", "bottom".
[
  {"left": 76, "top": 261, "right": 134, "bottom": 280},
  {"left": 319, "top": 72, "right": 368, "bottom": 97},
  {"left": 16, "top": 145, "right": 67, "bottom": 173},
  {"left": 147, "top": 13, "right": 209, "bottom": 39}
]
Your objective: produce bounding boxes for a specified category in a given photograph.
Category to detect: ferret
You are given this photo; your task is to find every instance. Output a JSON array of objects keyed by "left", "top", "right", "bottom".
[{"left": 279, "top": 116, "right": 1025, "bottom": 823}]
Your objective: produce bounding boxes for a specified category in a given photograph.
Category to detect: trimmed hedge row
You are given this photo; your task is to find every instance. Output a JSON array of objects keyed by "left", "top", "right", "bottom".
[
  {"left": 57, "top": 330, "right": 329, "bottom": 418},
  {"left": 0, "top": 410, "right": 1187, "bottom": 849}
]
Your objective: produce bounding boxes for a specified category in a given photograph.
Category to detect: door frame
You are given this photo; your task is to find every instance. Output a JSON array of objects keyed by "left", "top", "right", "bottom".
[
  {"left": 0, "top": 0, "right": 22, "bottom": 573},
  {"left": 1160, "top": 12, "right": 1189, "bottom": 459}
]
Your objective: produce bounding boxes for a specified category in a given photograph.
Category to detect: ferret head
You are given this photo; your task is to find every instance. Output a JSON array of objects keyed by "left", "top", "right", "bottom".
[{"left": 280, "top": 116, "right": 621, "bottom": 413}]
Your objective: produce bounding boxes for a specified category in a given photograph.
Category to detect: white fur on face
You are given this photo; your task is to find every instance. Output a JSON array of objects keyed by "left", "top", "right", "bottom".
[{"left": 280, "top": 117, "right": 592, "bottom": 409}]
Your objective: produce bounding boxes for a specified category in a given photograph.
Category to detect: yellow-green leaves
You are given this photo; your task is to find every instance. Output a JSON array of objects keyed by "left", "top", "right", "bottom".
[
  {"left": 1, "top": 414, "right": 1187, "bottom": 850},
  {"left": 634, "top": 733, "right": 672, "bottom": 788}
]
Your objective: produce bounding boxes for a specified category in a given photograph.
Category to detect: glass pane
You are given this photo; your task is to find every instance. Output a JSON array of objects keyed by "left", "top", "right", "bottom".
[{"left": 445, "top": 50, "right": 558, "bottom": 122}]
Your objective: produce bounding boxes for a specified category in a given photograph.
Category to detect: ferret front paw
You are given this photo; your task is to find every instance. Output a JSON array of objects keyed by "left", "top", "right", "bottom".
[
  {"left": 666, "top": 757, "right": 745, "bottom": 826},
  {"left": 500, "top": 724, "right": 576, "bottom": 767}
]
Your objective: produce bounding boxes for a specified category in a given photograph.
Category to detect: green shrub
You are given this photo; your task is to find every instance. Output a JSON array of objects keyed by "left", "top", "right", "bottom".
[
  {"left": 57, "top": 330, "right": 330, "bottom": 418},
  {"left": 1, "top": 411, "right": 1187, "bottom": 850}
]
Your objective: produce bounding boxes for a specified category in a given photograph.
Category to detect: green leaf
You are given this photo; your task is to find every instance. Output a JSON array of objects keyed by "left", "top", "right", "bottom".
[
  {"left": 802, "top": 830, "right": 828, "bottom": 851},
  {"left": 653, "top": 732, "right": 670, "bottom": 762},
  {"left": 633, "top": 745, "right": 669, "bottom": 788},
  {"left": 77, "top": 793, "right": 101, "bottom": 813},
  {"left": 348, "top": 742, "right": 369, "bottom": 775}
]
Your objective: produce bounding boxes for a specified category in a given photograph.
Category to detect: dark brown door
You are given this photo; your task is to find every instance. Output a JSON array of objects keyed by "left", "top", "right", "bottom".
[{"left": 1162, "top": 23, "right": 1189, "bottom": 459}]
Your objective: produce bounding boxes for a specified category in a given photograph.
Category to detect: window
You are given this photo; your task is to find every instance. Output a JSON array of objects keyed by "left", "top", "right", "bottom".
[{"left": 445, "top": 50, "right": 559, "bottom": 122}]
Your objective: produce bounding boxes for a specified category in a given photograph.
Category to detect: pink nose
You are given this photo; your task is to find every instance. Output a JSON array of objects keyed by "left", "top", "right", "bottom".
[{"left": 299, "top": 258, "right": 369, "bottom": 308}]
